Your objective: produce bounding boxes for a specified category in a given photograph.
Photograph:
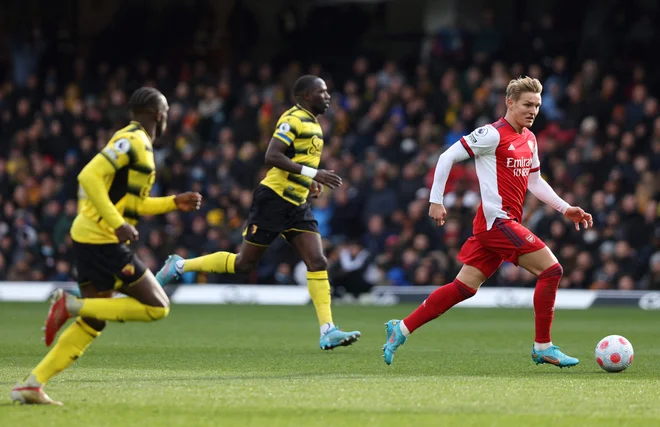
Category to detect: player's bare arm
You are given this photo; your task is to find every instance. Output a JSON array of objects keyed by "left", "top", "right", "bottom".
[{"left": 265, "top": 138, "right": 342, "bottom": 189}]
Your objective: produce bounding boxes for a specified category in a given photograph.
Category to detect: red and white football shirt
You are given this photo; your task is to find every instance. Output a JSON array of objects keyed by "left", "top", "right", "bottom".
[{"left": 459, "top": 118, "right": 540, "bottom": 234}]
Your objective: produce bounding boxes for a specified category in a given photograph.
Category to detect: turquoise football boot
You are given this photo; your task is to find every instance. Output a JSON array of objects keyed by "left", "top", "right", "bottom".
[
  {"left": 66, "top": 288, "right": 81, "bottom": 298},
  {"left": 382, "top": 319, "right": 407, "bottom": 365},
  {"left": 319, "top": 327, "right": 361, "bottom": 350},
  {"left": 155, "top": 254, "right": 183, "bottom": 287},
  {"left": 531, "top": 345, "right": 579, "bottom": 368}
]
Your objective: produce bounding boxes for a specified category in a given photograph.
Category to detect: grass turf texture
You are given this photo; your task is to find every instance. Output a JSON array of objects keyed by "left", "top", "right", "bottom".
[{"left": 1, "top": 302, "right": 659, "bottom": 427}]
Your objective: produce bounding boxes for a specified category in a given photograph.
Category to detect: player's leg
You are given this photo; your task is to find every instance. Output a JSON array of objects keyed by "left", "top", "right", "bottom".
[
  {"left": 44, "top": 249, "right": 173, "bottom": 344},
  {"left": 156, "top": 249, "right": 238, "bottom": 285},
  {"left": 382, "top": 237, "right": 502, "bottom": 365},
  {"left": 156, "top": 236, "right": 271, "bottom": 286},
  {"left": 119, "top": 270, "right": 169, "bottom": 307},
  {"left": 157, "top": 226, "right": 281, "bottom": 286},
  {"left": 518, "top": 246, "right": 578, "bottom": 367},
  {"left": 287, "top": 231, "right": 332, "bottom": 328},
  {"left": 287, "top": 229, "right": 360, "bottom": 350},
  {"left": 156, "top": 186, "right": 278, "bottom": 286},
  {"left": 518, "top": 247, "right": 560, "bottom": 347},
  {"left": 493, "top": 219, "right": 577, "bottom": 367},
  {"left": 71, "top": 271, "right": 171, "bottom": 322},
  {"left": 12, "top": 284, "right": 110, "bottom": 405},
  {"left": 400, "top": 264, "right": 486, "bottom": 332},
  {"left": 518, "top": 247, "right": 561, "bottom": 348}
]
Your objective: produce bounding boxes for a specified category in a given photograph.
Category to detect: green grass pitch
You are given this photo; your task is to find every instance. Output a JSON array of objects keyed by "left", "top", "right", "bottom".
[{"left": 1, "top": 302, "right": 659, "bottom": 427}]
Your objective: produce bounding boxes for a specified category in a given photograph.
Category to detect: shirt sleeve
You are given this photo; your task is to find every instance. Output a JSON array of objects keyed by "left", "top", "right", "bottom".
[
  {"left": 137, "top": 196, "right": 177, "bottom": 215},
  {"left": 530, "top": 137, "right": 540, "bottom": 173},
  {"left": 429, "top": 142, "right": 471, "bottom": 204},
  {"left": 98, "top": 134, "right": 139, "bottom": 169},
  {"left": 77, "top": 155, "right": 125, "bottom": 229},
  {"left": 272, "top": 115, "right": 302, "bottom": 146},
  {"left": 528, "top": 171, "right": 570, "bottom": 213},
  {"left": 459, "top": 125, "right": 500, "bottom": 158}
]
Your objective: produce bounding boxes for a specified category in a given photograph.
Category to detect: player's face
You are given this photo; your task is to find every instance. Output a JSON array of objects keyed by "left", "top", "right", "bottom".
[
  {"left": 509, "top": 92, "right": 541, "bottom": 129},
  {"left": 308, "top": 79, "right": 331, "bottom": 115}
]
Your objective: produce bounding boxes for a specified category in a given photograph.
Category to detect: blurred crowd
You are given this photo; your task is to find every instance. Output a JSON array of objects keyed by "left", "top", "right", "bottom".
[{"left": 0, "top": 12, "right": 658, "bottom": 295}]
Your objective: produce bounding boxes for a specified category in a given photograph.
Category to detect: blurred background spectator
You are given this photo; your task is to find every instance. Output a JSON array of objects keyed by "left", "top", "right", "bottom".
[{"left": 0, "top": 0, "right": 657, "bottom": 293}]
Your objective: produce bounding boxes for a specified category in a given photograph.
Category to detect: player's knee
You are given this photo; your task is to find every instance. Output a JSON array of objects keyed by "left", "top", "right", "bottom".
[
  {"left": 541, "top": 262, "right": 564, "bottom": 278},
  {"left": 306, "top": 255, "right": 328, "bottom": 272},
  {"left": 81, "top": 317, "right": 106, "bottom": 332},
  {"left": 145, "top": 305, "right": 170, "bottom": 321}
]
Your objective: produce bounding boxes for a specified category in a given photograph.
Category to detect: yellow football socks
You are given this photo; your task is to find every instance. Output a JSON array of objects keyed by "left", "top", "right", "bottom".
[
  {"left": 78, "top": 297, "right": 169, "bottom": 322},
  {"left": 32, "top": 317, "right": 100, "bottom": 384},
  {"left": 307, "top": 270, "right": 333, "bottom": 326},
  {"left": 183, "top": 252, "right": 236, "bottom": 274}
]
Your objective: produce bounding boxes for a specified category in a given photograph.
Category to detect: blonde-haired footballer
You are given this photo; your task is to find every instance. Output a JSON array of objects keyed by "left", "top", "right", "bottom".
[{"left": 382, "top": 77, "right": 593, "bottom": 367}]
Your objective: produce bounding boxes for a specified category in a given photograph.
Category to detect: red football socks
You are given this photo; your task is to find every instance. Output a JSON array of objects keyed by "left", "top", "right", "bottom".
[
  {"left": 403, "top": 279, "right": 477, "bottom": 333},
  {"left": 533, "top": 263, "right": 564, "bottom": 343}
]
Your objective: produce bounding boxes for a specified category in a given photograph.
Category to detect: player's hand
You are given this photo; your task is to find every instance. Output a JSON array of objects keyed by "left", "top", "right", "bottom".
[
  {"left": 175, "top": 192, "right": 202, "bottom": 212},
  {"left": 564, "top": 206, "right": 593, "bottom": 230},
  {"left": 314, "top": 170, "right": 342, "bottom": 189},
  {"left": 309, "top": 181, "right": 324, "bottom": 198},
  {"left": 429, "top": 203, "right": 447, "bottom": 226},
  {"left": 115, "top": 223, "right": 139, "bottom": 242}
]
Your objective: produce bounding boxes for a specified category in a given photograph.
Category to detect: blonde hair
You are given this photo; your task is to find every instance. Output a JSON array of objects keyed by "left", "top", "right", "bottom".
[{"left": 506, "top": 76, "right": 543, "bottom": 100}]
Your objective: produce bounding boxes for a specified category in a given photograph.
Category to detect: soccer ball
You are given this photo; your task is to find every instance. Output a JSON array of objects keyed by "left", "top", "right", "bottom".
[{"left": 594, "top": 335, "right": 634, "bottom": 372}]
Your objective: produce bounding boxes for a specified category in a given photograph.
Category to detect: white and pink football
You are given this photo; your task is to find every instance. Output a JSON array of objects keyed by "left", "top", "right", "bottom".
[{"left": 595, "top": 335, "right": 634, "bottom": 372}]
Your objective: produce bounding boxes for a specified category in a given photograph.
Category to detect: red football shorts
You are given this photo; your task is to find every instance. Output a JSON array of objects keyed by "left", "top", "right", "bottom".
[{"left": 457, "top": 218, "right": 547, "bottom": 278}]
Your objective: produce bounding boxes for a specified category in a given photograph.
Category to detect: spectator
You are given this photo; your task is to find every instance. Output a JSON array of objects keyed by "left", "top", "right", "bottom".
[{"left": 0, "top": 10, "right": 657, "bottom": 293}]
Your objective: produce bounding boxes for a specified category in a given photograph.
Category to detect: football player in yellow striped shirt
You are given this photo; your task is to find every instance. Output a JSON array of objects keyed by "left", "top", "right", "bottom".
[
  {"left": 11, "top": 87, "right": 202, "bottom": 405},
  {"left": 156, "top": 76, "right": 361, "bottom": 350}
]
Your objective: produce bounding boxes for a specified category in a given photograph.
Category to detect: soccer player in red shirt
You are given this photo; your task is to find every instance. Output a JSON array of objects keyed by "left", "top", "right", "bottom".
[{"left": 383, "top": 76, "right": 593, "bottom": 367}]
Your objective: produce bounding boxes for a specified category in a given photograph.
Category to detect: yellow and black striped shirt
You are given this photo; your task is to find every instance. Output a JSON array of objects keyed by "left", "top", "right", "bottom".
[
  {"left": 261, "top": 105, "right": 324, "bottom": 205},
  {"left": 71, "top": 121, "right": 176, "bottom": 244}
]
